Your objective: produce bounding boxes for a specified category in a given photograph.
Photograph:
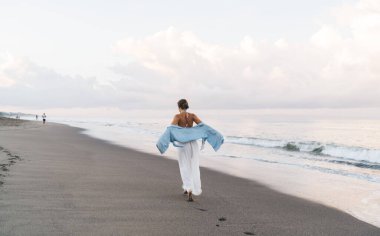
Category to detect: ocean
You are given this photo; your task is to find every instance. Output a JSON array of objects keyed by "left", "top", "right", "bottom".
[{"left": 18, "top": 109, "right": 380, "bottom": 227}]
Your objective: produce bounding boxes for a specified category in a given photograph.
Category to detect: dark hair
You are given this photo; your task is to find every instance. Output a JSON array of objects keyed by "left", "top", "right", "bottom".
[{"left": 177, "top": 99, "right": 189, "bottom": 110}]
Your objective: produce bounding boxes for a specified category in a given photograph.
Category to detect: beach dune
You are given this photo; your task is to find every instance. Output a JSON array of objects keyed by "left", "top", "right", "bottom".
[{"left": 0, "top": 119, "right": 379, "bottom": 235}]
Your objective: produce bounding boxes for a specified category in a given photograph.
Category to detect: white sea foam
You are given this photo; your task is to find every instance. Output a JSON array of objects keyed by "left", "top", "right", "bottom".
[{"left": 226, "top": 136, "right": 380, "bottom": 164}]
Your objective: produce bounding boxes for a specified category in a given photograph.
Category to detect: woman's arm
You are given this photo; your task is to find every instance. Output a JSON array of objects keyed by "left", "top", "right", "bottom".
[
  {"left": 171, "top": 114, "right": 180, "bottom": 125},
  {"left": 193, "top": 114, "right": 202, "bottom": 124}
]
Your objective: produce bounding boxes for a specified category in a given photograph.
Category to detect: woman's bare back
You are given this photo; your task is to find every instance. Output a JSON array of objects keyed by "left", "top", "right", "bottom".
[{"left": 171, "top": 112, "right": 201, "bottom": 127}]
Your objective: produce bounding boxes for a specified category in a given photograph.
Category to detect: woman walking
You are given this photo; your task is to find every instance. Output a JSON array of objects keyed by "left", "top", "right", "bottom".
[
  {"left": 156, "top": 99, "right": 224, "bottom": 202},
  {"left": 171, "top": 99, "right": 202, "bottom": 201}
]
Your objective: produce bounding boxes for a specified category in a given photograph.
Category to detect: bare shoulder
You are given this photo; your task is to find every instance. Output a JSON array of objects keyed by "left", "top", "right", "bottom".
[
  {"left": 190, "top": 113, "right": 199, "bottom": 118},
  {"left": 171, "top": 114, "right": 180, "bottom": 125},
  {"left": 191, "top": 113, "right": 202, "bottom": 123}
]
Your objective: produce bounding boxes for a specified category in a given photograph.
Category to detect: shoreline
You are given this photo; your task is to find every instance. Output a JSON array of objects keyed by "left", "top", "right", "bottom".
[
  {"left": 0, "top": 119, "right": 379, "bottom": 235},
  {"left": 73, "top": 117, "right": 380, "bottom": 228}
]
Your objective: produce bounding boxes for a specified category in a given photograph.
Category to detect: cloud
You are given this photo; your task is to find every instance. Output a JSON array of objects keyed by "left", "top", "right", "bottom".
[
  {"left": 0, "top": 53, "right": 113, "bottom": 108},
  {"left": 110, "top": 0, "right": 380, "bottom": 109},
  {"left": 2, "top": 0, "right": 380, "bottom": 110}
]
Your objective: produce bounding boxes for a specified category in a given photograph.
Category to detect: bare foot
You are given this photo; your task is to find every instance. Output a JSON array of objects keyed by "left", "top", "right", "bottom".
[{"left": 187, "top": 191, "right": 194, "bottom": 202}]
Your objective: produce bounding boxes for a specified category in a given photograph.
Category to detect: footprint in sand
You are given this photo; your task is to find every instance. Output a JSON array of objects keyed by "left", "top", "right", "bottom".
[
  {"left": 243, "top": 232, "right": 255, "bottom": 235},
  {"left": 0, "top": 149, "right": 22, "bottom": 186},
  {"left": 195, "top": 207, "right": 207, "bottom": 212},
  {"left": 216, "top": 217, "right": 255, "bottom": 235}
]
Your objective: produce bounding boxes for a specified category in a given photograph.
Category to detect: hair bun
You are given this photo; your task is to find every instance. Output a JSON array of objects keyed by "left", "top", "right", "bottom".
[
  {"left": 183, "top": 102, "right": 189, "bottom": 109},
  {"left": 177, "top": 99, "right": 189, "bottom": 110}
]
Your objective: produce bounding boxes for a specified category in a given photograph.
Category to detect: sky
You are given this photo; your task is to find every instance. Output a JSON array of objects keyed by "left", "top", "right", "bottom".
[{"left": 0, "top": 0, "right": 379, "bottom": 113}]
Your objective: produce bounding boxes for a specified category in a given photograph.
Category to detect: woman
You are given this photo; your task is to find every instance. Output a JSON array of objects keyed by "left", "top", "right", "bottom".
[{"left": 171, "top": 99, "right": 202, "bottom": 202}]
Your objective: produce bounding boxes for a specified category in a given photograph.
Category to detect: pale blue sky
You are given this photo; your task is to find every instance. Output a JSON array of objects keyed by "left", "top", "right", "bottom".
[
  {"left": 0, "top": 0, "right": 354, "bottom": 77},
  {"left": 1, "top": 0, "right": 378, "bottom": 110}
]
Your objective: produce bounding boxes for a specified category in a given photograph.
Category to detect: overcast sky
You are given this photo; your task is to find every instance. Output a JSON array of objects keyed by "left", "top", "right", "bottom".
[{"left": 1, "top": 0, "right": 379, "bottom": 111}]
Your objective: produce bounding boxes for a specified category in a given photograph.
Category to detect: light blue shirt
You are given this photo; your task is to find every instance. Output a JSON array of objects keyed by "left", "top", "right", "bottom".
[{"left": 156, "top": 122, "right": 224, "bottom": 154}]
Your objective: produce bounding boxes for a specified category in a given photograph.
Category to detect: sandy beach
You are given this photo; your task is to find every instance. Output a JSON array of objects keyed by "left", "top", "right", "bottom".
[{"left": 0, "top": 119, "right": 379, "bottom": 236}]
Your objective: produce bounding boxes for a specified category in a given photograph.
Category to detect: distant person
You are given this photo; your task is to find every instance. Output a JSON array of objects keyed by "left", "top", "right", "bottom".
[
  {"left": 42, "top": 113, "right": 47, "bottom": 124},
  {"left": 36, "top": 115, "right": 38, "bottom": 120}
]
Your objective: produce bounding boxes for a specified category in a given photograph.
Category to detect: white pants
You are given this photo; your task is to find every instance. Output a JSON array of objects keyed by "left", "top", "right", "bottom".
[{"left": 177, "top": 140, "right": 202, "bottom": 196}]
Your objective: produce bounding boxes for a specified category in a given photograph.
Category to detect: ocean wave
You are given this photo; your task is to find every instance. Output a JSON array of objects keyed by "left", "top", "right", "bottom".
[
  {"left": 226, "top": 136, "right": 380, "bottom": 164},
  {"left": 221, "top": 154, "right": 380, "bottom": 183}
]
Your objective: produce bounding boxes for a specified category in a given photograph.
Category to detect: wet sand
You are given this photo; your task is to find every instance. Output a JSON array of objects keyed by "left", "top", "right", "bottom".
[{"left": 0, "top": 118, "right": 379, "bottom": 235}]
